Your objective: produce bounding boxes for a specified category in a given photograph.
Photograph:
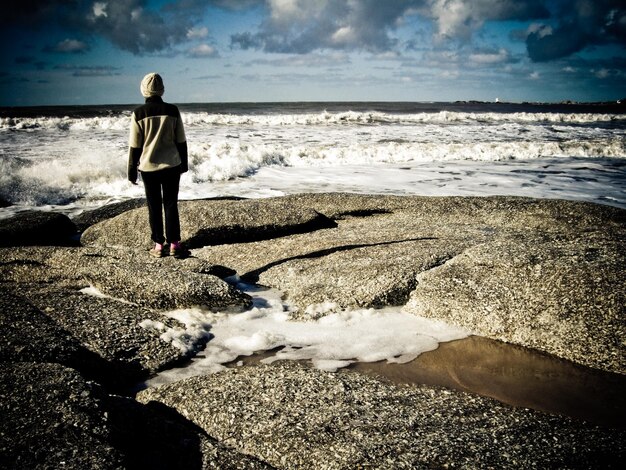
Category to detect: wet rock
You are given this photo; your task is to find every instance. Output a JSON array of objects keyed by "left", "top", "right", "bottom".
[
  {"left": 0, "top": 246, "right": 233, "bottom": 387},
  {"left": 27, "top": 287, "right": 188, "bottom": 380},
  {"left": 138, "top": 362, "right": 625, "bottom": 469},
  {"left": 257, "top": 239, "right": 465, "bottom": 317},
  {"left": 0, "top": 284, "right": 187, "bottom": 390},
  {"left": 81, "top": 198, "right": 336, "bottom": 249},
  {"left": 1, "top": 193, "right": 625, "bottom": 468},
  {"left": 0, "top": 210, "right": 77, "bottom": 247}
]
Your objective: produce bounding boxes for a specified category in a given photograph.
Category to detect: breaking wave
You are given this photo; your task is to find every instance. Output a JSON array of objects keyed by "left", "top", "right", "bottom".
[{"left": 1, "top": 110, "right": 624, "bottom": 132}]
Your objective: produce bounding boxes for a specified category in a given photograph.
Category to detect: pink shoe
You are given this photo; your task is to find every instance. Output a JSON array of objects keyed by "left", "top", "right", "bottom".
[
  {"left": 150, "top": 243, "right": 165, "bottom": 258},
  {"left": 170, "top": 242, "right": 190, "bottom": 259}
]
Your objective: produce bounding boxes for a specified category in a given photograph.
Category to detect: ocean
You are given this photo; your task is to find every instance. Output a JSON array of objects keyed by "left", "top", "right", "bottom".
[{"left": 1, "top": 101, "right": 625, "bottom": 220}]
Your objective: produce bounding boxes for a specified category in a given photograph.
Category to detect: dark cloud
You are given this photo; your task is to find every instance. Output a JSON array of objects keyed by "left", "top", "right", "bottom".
[
  {"left": 231, "top": 0, "right": 422, "bottom": 53},
  {"left": 0, "top": 0, "right": 77, "bottom": 27},
  {"left": 83, "top": 0, "right": 192, "bottom": 54},
  {"left": 3, "top": 0, "right": 195, "bottom": 55},
  {"left": 227, "top": 0, "right": 623, "bottom": 65},
  {"left": 228, "top": 1, "right": 552, "bottom": 53},
  {"left": 423, "top": 0, "right": 549, "bottom": 41},
  {"left": 526, "top": 1, "right": 626, "bottom": 62},
  {"left": 15, "top": 56, "right": 35, "bottom": 64},
  {"left": 3, "top": 0, "right": 624, "bottom": 64},
  {"left": 14, "top": 57, "right": 51, "bottom": 70}
]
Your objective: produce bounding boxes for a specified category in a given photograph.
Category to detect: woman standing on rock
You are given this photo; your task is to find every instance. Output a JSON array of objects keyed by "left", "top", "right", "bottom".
[{"left": 128, "top": 72, "right": 190, "bottom": 259}]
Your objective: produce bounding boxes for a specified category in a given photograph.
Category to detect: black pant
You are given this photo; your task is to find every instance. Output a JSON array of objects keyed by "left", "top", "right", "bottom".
[{"left": 141, "top": 166, "right": 181, "bottom": 244}]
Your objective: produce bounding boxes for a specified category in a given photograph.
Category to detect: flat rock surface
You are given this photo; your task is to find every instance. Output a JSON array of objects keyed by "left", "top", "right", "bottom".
[
  {"left": 72, "top": 198, "right": 146, "bottom": 232},
  {"left": 405, "top": 233, "right": 626, "bottom": 374},
  {"left": 138, "top": 362, "right": 625, "bottom": 469},
  {"left": 81, "top": 198, "right": 336, "bottom": 249}
]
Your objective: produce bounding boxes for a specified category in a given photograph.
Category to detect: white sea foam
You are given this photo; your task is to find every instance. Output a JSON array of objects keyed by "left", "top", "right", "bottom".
[
  {"left": 144, "top": 283, "right": 469, "bottom": 387},
  {"left": 2, "top": 110, "right": 623, "bottom": 132},
  {"left": 1, "top": 106, "right": 625, "bottom": 214}
]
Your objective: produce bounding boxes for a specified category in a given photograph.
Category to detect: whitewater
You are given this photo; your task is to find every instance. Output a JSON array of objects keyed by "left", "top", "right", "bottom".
[{"left": 1, "top": 101, "right": 625, "bottom": 219}]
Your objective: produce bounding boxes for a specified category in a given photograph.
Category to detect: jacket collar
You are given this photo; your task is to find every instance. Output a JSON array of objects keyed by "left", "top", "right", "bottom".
[{"left": 145, "top": 96, "right": 163, "bottom": 103}]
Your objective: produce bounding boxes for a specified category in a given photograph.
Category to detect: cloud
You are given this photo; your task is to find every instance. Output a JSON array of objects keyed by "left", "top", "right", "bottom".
[
  {"left": 14, "top": 56, "right": 48, "bottom": 70},
  {"left": 227, "top": 0, "right": 554, "bottom": 58},
  {"left": 246, "top": 52, "right": 351, "bottom": 68},
  {"left": 15, "top": 56, "right": 36, "bottom": 64},
  {"left": 419, "top": 46, "right": 517, "bottom": 70},
  {"left": 468, "top": 48, "right": 517, "bottom": 66},
  {"left": 424, "top": 0, "right": 549, "bottom": 41},
  {"left": 226, "top": 0, "right": 624, "bottom": 66},
  {"left": 188, "top": 43, "right": 220, "bottom": 58},
  {"left": 44, "top": 38, "right": 90, "bottom": 54},
  {"left": 54, "top": 64, "right": 122, "bottom": 77},
  {"left": 85, "top": 1, "right": 192, "bottom": 54},
  {"left": 187, "top": 26, "right": 209, "bottom": 40},
  {"left": 4, "top": 0, "right": 195, "bottom": 55},
  {"left": 231, "top": 0, "right": 421, "bottom": 53},
  {"left": 526, "top": 1, "right": 626, "bottom": 62},
  {"left": 4, "top": 0, "right": 625, "bottom": 65}
]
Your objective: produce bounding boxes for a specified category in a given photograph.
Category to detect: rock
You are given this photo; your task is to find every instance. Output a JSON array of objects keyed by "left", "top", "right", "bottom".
[
  {"left": 0, "top": 246, "right": 235, "bottom": 387},
  {"left": 0, "top": 196, "right": 10, "bottom": 208},
  {"left": 405, "top": 232, "right": 626, "bottom": 374},
  {"left": 0, "top": 245, "right": 251, "bottom": 311},
  {"left": 0, "top": 291, "right": 112, "bottom": 378},
  {"left": 104, "top": 395, "right": 271, "bottom": 469},
  {"left": 72, "top": 198, "right": 146, "bottom": 232},
  {"left": 63, "top": 247, "right": 251, "bottom": 311},
  {"left": 0, "top": 362, "right": 125, "bottom": 470},
  {"left": 138, "top": 362, "right": 625, "bottom": 469},
  {"left": 1, "top": 193, "right": 625, "bottom": 468},
  {"left": 257, "top": 238, "right": 465, "bottom": 317},
  {"left": 0, "top": 283, "right": 187, "bottom": 389},
  {"left": 27, "top": 287, "right": 189, "bottom": 381},
  {"left": 0, "top": 211, "right": 77, "bottom": 247},
  {"left": 193, "top": 194, "right": 625, "bottom": 373},
  {"left": 0, "top": 362, "right": 270, "bottom": 469},
  {"left": 81, "top": 198, "right": 336, "bottom": 249}
]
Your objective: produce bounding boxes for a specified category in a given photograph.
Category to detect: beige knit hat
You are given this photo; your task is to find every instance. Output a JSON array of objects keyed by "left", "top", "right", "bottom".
[{"left": 140, "top": 73, "right": 164, "bottom": 97}]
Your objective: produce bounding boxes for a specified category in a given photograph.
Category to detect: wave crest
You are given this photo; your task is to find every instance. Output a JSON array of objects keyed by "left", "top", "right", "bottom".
[{"left": 1, "top": 110, "right": 624, "bottom": 131}]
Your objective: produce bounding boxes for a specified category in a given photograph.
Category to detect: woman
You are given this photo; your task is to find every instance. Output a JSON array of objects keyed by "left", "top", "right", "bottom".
[{"left": 127, "top": 72, "right": 190, "bottom": 258}]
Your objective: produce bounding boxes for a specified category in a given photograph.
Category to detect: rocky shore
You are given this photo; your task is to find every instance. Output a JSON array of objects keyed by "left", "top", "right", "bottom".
[{"left": 1, "top": 194, "right": 624, "bottom": 468}]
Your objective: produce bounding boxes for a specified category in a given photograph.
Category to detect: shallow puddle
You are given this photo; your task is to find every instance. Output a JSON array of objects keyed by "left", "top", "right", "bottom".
[
  {"left": 236, "top": 336, "right": 626, "bottom": 428},
  {"left": 350, "top": 336, "right": 626, "bottom": 428}
]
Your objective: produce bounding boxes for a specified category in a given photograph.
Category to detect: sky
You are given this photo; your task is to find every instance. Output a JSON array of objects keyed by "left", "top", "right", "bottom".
[{"left": 0, "top": 0, "right": 625, "bottom": 106}]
